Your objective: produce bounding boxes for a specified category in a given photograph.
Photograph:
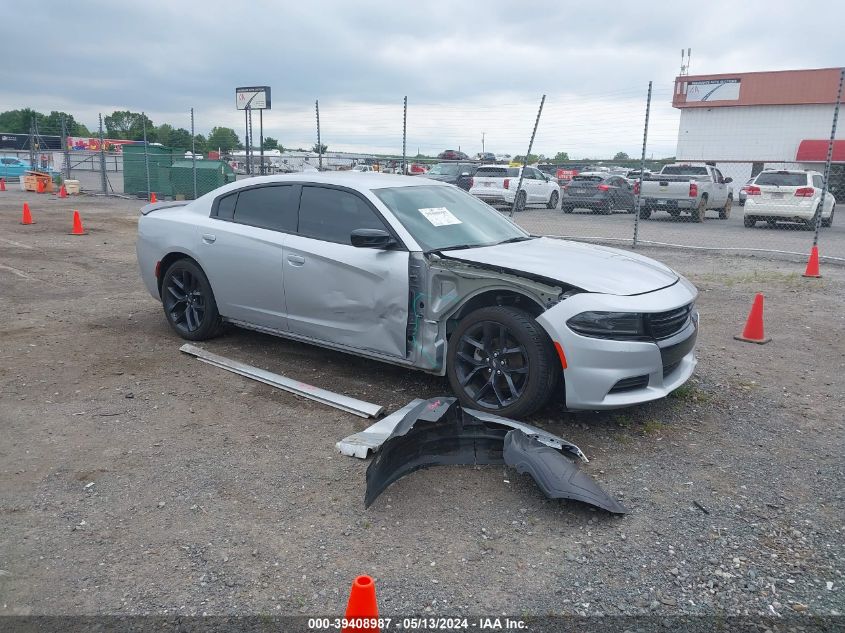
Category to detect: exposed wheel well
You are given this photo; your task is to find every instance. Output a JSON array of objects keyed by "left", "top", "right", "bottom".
[
  {"left": 156, "top": 252, "right": 197, "bottom": 297},
  {"left": 446, "top": 290, "right": 545, "bottom": 339}
]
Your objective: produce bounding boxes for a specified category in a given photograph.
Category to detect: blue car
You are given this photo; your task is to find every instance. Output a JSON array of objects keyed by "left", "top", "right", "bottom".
[
  {"left": 0, "top": 156, "right": 33, "bottom": 180},
  {"left": 0, "top": 156, "right": 59, "bottom": 181}
]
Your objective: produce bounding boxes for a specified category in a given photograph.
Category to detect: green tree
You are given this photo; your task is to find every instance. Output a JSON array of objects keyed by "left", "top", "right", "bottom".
[
  {"left": 168, "top": 128, "right": 192, "bottom": 149},
  {"left": 193, "top": 134, "right": 207, "bottom": 155},
  {"left": 312, "top": 142, "right": 328, "bottom": 154},
  {"left": 104, "top": 110, "right": 155, "bottom": 140},
  {"left": 263, "top": 136, "right": 280, "bottom": 151},
  {"left": 156, "top": 123, "right": 174, "bottom": 146},
  {"left": 207, "top": 126, "right": 242, "bottom": 152},
  {"left": 613, "top": 152, "right": 630, "bottom": 160},
  {"left": 553, "top": 151, "right": 570, "bottom": 162},
  {"left": 513, "top": 154, "right": 540, "bottom": 164}
]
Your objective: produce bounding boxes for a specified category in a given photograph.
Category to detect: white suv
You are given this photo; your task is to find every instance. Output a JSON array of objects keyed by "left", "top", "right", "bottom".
[
  {"left": 743, "top": 169, "right": 835, "bottom": 228},
  {"left": 469, "top": 165, "right": 559, "bottom": 210}
]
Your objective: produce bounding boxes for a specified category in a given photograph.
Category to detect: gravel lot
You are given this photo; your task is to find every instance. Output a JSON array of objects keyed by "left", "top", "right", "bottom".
[{"left": 1, "top": 190, "right": 843, "bottom": 622}]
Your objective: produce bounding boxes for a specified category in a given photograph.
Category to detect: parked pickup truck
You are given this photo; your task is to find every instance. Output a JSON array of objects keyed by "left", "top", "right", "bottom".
[{"left": 636, "top": 164, "right": 733, "bottom": 222}]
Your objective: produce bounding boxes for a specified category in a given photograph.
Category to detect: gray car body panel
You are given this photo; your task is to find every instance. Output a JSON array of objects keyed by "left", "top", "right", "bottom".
[{"left": 137, "top": 173, "right": 698, "bottom": 410}]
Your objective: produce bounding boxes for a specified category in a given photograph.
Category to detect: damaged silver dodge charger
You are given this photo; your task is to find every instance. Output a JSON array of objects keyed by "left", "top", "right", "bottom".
[{"left": 137, "top": 173, "right": 698, "bottom": 418}]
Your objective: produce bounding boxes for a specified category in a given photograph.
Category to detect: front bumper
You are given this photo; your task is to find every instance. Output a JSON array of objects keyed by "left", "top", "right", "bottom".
[{"left": 536, "top": 277, "right": 699, "bottom": 410}]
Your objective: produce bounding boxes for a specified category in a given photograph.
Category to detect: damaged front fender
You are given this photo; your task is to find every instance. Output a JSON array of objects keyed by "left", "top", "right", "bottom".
[{"left": 364, "top": 397, "right": 627, "bottom": 514}]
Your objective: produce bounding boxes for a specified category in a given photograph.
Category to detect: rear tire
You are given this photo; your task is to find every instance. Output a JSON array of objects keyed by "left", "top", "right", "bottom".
[
  {"left": 446, "top": 306, "right": 560, "bottom": 419},
  {"left": 806, "top": 205, "right": 821, "bottom": 230},
  {"left": 743, "top": 216, "right": 756, "bottom": 228},
  {"left": 668, "top": 209, "right": 681, "bottom": 217},
  {"left": 514, "top": 190, "right": 527, "bottom": 212},
  {"left": 821, "top": 204, "right": 835, "bottom": 227},
  {"left": 547, "top": 190, "right": 559, "bottom": 209},
  {"left": 692, "top": 196, "right": 707, "bottom": 222},
  {"left": 161, "top": 259, "right": 223, "bottom": 341},
  {"left": 600, "top": 200, "right": 613, "bottom": 215},
  {"left": 639, "top": 207, "right": 651, "bottom": 220},
  {"left": 718, "top": 196, "right": 732, "bottom": 219}
]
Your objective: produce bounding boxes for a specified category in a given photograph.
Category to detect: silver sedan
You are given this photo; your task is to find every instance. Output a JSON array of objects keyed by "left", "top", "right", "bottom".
[{"left": 137, "top": 173, "right": 698, "bottom": 418}]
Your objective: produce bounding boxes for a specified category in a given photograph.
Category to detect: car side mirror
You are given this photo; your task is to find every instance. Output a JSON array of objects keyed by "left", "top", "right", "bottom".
[
  {"left": 351, "top": 228, "right": 395, "bottom": 249},
  {"left": 724, "top": 177, "right": 733, "bottom": 184}
]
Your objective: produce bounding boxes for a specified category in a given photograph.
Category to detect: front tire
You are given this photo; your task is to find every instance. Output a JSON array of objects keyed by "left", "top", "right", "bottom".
[
  {"left": 161, "top": 259, "right": 222, "bottom": 341},
  {"left": 744, "top": 216, "right": 756, "bottom": 228},
  {"left": 446, "top": 306, "right": 559, "bottom": 419},
  {"left": 547, "top": 190, "right": 559, "bottom": 209}
]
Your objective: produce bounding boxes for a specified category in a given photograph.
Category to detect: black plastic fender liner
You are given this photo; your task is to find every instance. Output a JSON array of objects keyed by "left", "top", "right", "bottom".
[
  {"left": 503, "top": 430, "right": 628, "bottom": 514},
  {"left": 364, "top": 398, "right": 507, "bottom": 508},
  {"left": 365, "top": 397, "right": 626, "bottom": 514}
]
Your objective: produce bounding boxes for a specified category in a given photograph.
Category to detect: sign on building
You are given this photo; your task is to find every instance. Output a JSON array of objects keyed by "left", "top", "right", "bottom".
[
  {"left": 235, "top": 86, "right": 272, "bottom": 110},
  {"left": 686, "top": 79, "right": 741, "bottom": 102}
]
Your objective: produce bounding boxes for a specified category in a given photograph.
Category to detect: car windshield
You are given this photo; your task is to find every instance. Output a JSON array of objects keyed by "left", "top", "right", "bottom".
[
  {"left": 572, "top": 175, "right": 603, "bottom": 182},
  {"left": 427, "top": 163, "right": 460, "bottom": 176},
  {"left": 373, "top": 185, "right": 528, "bottom": 252},
  {"left": 755, "top": 172, "right": 806, "bottom": 187},
  {"left": 661, "top": 165, "right": 709, "bottom": 176}
]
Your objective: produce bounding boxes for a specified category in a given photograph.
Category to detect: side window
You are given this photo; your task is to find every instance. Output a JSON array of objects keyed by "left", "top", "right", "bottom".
[
  {"left": 298, "top": 186, "right": 387, "bottom": 245},
  {"left": 215, "top": 192, "right": 237, "bottom": 220},
  {"left": 714, "top": 169, "right": 724, "bottom": 183},
  {"left": 812, "top": 175, "right": 823, "bottom": 189},
  {"left": 232, "top": 185, "right": 297, "bottom": 232}
]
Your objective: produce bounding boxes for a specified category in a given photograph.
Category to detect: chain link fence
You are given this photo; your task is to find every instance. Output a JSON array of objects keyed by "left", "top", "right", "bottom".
[{"left": 4, "top": 69, "right": 842, "bottom": 263}]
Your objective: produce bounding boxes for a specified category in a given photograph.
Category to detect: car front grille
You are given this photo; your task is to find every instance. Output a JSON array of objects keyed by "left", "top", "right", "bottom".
[{"left": 646, "top": 304, "right": 693, "bottom": 340}]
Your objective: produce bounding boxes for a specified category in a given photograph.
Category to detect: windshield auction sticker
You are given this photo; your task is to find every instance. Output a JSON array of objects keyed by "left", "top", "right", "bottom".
[{"left": 418, "top": 207, "right": 462, "bottom": 227}]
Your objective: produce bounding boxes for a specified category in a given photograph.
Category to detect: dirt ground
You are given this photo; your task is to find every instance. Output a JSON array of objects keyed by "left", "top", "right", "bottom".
[{"left": 1, "top": 190, "right": 843, "bottom": 621}]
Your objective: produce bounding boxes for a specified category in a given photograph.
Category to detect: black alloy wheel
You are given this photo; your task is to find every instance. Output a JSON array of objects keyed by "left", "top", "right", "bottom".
[
  {"left": 447, "top": 306, "right": 559, "bottom": 418},
  {"left": 161, "top": 259, "right": 222, "bottom": 340}
]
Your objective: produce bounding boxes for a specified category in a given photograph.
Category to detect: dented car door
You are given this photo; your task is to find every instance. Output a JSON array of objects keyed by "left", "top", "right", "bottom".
[{"left": 282, "top": 184, "right": 410, "bottom": 358}]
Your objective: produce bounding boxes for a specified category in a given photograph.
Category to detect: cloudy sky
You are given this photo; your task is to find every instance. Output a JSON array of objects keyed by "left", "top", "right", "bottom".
[{"left": 3, "top": 0, "right": 843, "bottom": 158}]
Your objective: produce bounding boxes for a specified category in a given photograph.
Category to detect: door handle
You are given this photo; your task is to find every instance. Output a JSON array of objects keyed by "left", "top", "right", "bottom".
[
  {"left": 202, "top": 233, "right": 216, "bottom": 244},
  {"left": 287, "top": 254, "right": 305, "bottom": 266}
]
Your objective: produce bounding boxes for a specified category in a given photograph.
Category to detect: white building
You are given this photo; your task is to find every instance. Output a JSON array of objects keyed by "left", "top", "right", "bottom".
[{"left": 672, "top": 67, "right": 844, "bottom": 190}]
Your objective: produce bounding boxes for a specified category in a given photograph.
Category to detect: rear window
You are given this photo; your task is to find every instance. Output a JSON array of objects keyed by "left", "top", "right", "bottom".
[
  {"left": 754, "top": 172, "right": 807, "bottom": 187},
  {"left": 475, "top": 167, "right": 518, "bottom": 178},
  {"left": 572, "top": 175, "right": 603, "bottom": 182},
  {"left": 661, "top": 165, "right": 709, "bottom": 176},
  {"left": 232, "top": 185, "right": 297, "bottom": 232}
]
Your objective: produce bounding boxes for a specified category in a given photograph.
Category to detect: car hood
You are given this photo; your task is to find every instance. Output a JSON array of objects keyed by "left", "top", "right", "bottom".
[{"left": 443, "top": 237, "right": 678, "bottom": 295}]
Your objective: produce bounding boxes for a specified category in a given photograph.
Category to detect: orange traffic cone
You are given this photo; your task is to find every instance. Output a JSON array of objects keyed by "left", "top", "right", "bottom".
[
  {"left": 70, "top": 210, "right": 87, "bottom": 235},
  {"left": 0, "top": 178, "right": 6, "bottom": 191},
  {"left": 21, "top": 202, "right": 34, "bottom": 225},
  {"left": 802, "top": 245, "right": 821, "bottom": 278},
  {"left": 342, "top": 575, "right": 379, "bottom": 633},
  {"left": 150, "top": 192, "right": 158, "bottom": 203},
  {"left": 734, "top": 293, "right": 771, "bottom": 344},
  {"left": 59, "top": 184, "right": 68, "bottom": 198}
]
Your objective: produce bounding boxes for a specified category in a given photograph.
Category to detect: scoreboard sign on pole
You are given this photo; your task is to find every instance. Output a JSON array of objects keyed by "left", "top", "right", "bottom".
[{"left": 235, "top": 86, "right": 271, "bottom": 110}]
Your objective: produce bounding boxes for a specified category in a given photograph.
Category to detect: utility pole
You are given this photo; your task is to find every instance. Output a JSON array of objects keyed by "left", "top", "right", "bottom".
[{"left": 482, "top": 132, "right": 485, "bottom": 154}]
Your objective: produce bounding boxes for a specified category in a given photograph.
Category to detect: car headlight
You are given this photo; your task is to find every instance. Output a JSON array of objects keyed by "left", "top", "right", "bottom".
[{"left": 566, "top": 311, "right": 649, "bottom": 340}]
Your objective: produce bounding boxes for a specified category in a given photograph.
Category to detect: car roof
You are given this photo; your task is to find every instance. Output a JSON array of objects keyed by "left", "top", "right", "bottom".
[
  {"left": 758, "top": 169, "right": 812, "bottom": 175},
  {"left": 225, "top": 172, "right": 448, "bottom": 192}
]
